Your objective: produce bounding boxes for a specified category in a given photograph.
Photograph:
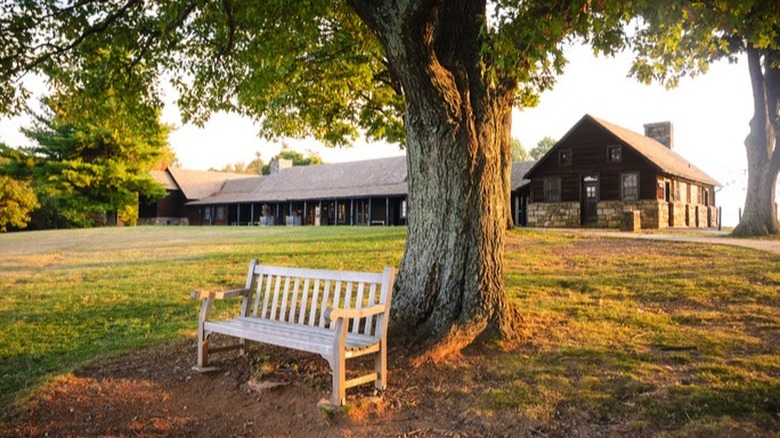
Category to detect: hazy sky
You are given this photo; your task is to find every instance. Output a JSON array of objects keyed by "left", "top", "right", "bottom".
[{"left": 0, "top": 43, "right": 764, "bottom": 226}]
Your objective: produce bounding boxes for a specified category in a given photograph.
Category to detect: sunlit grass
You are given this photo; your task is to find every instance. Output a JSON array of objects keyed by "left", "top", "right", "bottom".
[
  {"left": 491, "top": 228, "right": 780, "bottom": 433},
  {"left": 0, "top": 226, "right": 405, "bottom": 407},
  {"left": 1, "top": 226, "right": 778, "bottom": 434}
]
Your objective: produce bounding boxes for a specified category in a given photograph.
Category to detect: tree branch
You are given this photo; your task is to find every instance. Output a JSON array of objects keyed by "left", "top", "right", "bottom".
[
  {"left": 16, "top": 0, "right": 143, "bottom": 76},
  {"left": 128, "top": 2, "right": 200, "bottom": 72},
  {"left": 215, "top": 0, "right": 237, "bottom": 59}
]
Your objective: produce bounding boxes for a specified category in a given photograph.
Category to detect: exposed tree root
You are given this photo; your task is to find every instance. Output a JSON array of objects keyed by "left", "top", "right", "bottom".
[{"left": 406, "top": 303, "right": 524, "bottom": 367}]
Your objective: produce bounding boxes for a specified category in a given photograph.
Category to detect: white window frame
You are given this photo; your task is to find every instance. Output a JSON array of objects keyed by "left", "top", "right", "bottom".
[
  {"left": 621, "top": 172, "right": 639, "bottom": 201},
  {"left": 544, "top": 176, "right": 562, "bottom": 203}
]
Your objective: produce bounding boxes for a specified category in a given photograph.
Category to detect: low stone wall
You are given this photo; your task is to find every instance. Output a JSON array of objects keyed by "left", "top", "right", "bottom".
[
  {"left": 708, "top": 206, "right": 719, "bottom": 228},
  {"left": 669, "top": 202, "right": 687, "bottom": 227},
  {"left": 527, "top": 202, "right": 580, "bottom": 228},
  {"left": 528, "top": 201, "right": 718, "bottom": 229},
  {"left": 138, "top": 217, "right": 189, "bottom": 226},
  {"left": 597, "top": 200, "right": 666, "bottom": 229}
]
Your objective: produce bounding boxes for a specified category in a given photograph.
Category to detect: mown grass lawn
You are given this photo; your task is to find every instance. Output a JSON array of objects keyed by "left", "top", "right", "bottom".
[{"left": 1, "top": 226, "right": 778, "bottom": 434}]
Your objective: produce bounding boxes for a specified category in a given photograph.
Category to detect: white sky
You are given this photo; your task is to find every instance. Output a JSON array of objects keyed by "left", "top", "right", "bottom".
[{"left": 0, "top": 44, "right": 765, "bottom": 226}]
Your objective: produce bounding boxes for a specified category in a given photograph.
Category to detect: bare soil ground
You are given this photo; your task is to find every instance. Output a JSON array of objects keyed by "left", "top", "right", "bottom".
[{"left": 1, "top": 338, "right": 538, "bottom": 438}]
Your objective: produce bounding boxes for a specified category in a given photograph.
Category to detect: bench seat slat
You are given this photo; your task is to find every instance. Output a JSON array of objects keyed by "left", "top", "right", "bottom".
[{"left": 204, "top": 318, "right": 380, "bottom": 357}]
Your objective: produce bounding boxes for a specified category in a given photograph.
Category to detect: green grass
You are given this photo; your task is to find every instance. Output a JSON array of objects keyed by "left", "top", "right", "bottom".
[
  {"left": 0, "top": 226, "right": 405, "bottom": 407},
  {"left": 493, "top": 228, "right": 780, "bottom": 434},
  {"left": 1, "top": 226, "right": 778, "bottom": 434}
]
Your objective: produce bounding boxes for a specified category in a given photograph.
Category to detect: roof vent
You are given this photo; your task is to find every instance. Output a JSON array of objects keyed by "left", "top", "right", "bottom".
[
  {"left": 269, "top": 158, "right": 293, "bottom": 174},
  {"left": 643, "top": 121, "right": 674, "bottom": 149}
]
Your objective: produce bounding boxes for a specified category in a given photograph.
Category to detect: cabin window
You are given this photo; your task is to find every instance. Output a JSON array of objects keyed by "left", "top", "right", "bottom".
[
  {"left": 621, "top": 173, "right": 639, "bottom": 201},
  {"left": 544, "top": 177, "right": 562, "bottom": 202},
  {"left": 216, "top": 206, "right": 225, "bottom": 220},
  {"left": 559, "top": 149, "right": 572, "bottom": 166},
  {"left": 607, "top": 145, "right": 622, "bottom": 163}
]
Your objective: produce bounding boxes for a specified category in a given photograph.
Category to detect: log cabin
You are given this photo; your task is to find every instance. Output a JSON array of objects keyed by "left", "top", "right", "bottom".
[{"left": 523, "top": 114, "right": 720, "bottom": 229}]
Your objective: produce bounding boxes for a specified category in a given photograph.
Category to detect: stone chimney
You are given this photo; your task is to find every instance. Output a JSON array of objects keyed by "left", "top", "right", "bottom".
[
  {"left": 643, "top": 121, "right": 674, "bottom": 149},
  {"left": 269, "top": 158, "right": 293, "bottom": 174}
]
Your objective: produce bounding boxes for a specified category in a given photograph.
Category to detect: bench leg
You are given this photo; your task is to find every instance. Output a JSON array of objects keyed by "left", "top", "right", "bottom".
[
  {"left": 374, "top": 342, "right": 387, "bottom": 391},
  {"left": 193, "top": 297, "right": 220, "bottom": 373},
  {"left": 193, "top": 328, "right": 213, "bottom": 372},
  {"left": 331, "top": 349, "right": 346, "bottom": 406}
]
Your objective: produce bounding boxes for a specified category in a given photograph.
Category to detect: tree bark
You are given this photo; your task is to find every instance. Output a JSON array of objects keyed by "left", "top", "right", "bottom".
[
  {"left": 733, "top": 46, "right": 780, "bottom": 236},
  {"left": 347, "top": 0, "right": 520, "bottom": 360}
]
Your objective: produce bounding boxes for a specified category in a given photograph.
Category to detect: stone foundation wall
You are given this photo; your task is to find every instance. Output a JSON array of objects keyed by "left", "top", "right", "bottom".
[
  {"left": 527, "top": 202, "right": 580, "bottom": 228},
  {"left": 669, "top": 203, "right": 716, "bottom": 228},
  {"left": 138, "top": 217, "right": 189, "bottom": 226},
  {"left": 695, "top": 206, "right": 708, "bottom": 228},
  {"left": 528, "top": 201, "right": 718, "bottom": 229},
  {"left": 669, "top": 203, "right": 687, "bottom": 227},
  {"left": 597, "top": 200, "right": 666, "bottom": 229},
  {"left": 708, "top": 206, "right": 719, "bottom": 228}
]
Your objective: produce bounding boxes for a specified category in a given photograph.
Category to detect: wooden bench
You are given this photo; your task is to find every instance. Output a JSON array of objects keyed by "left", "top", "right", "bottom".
[{"left": 191, "top": 260, "right": 395, "bottom": 407}]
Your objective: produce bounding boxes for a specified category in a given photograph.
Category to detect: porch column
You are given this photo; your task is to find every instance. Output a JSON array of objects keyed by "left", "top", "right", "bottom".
[
  {"left": 250, "top": 204, "right": 254, "bottom": 226},
  {"left": 237, "top": 204, "right": 241, "bottom": 226},
  {"left": 350, "top": 199, "right": 354, "bottom": 226},
  {"left": 368, "top": 199, "right": 372, "bottom": 227},
  {"left": 385, "top": 197, "right": 389, "bottom": 226},
  {"left": 303, "top": 201, "right": 308, "bottom": 225}
]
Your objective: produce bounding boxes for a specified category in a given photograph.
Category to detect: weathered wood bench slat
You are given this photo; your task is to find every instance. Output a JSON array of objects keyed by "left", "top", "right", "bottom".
[
  {"left": 203, "top": 319, "right": 380, "bottom": 357},
  {"left": 192, "top": 260, "right": 394, "bottom": 407}
]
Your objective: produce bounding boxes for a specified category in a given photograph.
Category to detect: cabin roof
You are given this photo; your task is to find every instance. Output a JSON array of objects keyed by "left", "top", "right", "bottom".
[
  {"left": 150, "top": 169, "right": 179, "bottom": 191},
  {"left": 524, "top": 114, "right": 720, "bottom": 186},
  {"left": 187, "top": 156, "right": 409, "bottom": 205},
  {"left": 166, "top": 168, "right": 255, "bottom": 200},
  {"left": 511, "top": 160, "right": 536, "bottom": 191}
]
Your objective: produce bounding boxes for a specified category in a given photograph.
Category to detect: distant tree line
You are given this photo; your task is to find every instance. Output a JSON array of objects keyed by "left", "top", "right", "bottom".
[
  {"left": 511, "top": 136, "right": 557, "bottom": 162},
  {"left": 212, "top": 144, "right": 324, "bottom": 175}
]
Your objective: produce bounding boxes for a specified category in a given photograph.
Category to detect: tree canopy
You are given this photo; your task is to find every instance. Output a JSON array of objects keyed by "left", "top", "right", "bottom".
[
  {"left": 1, "top": 43, "right": 172, "bottom": 227},
  {"left": 510, "top": 138, "right": 531, "bottom": 162},
  {"left": 0, "top": 159, "right": 39, "bottom": 232},
  {"left": 529, "top": 136, "right": 558, "bottom": 160}
]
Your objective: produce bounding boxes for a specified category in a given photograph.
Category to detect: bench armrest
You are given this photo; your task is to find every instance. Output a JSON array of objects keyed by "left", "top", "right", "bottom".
[
  {"left": 190, "top": 288, "right": 251, "bottom": 301},
  {"left": 325, "top": 304, "right": 386, "bottom": 322}
]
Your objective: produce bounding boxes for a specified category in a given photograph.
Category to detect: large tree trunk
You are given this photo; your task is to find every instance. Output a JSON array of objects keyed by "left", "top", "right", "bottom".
[
  {"left": 733, "top": 46, "right": 780, "bottom": 236},
  {"left": 348, "top": 0, "right": 520, "bottom": 360}
]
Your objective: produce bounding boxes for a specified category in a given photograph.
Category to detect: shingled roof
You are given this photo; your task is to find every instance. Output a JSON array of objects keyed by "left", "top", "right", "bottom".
[
  {"left": 511, "top": 161, "right": 536, "bottom": 191},
  {"left": 150, "top": 169, "right": 178, "bottom": 191},
  {"left": 590, "top": 116, "right": 719, "bottom": 186},
  {"left": 187, "top": 156, "right": 409, "bottom": 205},
  {"left": 525, "top": 114, "right": 719, "bottom": 186},
  {"left": 166, "top": 168, "right": 255, "bottom": 200}
]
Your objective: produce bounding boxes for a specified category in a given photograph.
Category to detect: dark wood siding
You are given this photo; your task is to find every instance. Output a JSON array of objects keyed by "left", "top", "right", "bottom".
[{"left": 528, "top": 119, "right": 661, "bottom": 203}]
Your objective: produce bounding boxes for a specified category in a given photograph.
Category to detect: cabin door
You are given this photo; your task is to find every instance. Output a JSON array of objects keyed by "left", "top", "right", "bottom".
[{"left": 582, "top": 175, "right": 599, "bottom": 225}]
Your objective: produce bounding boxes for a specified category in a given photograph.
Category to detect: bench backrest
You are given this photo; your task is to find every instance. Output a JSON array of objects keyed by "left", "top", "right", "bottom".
[{"left": 240, "top": 260, "right": 395, "bottom": 339}]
